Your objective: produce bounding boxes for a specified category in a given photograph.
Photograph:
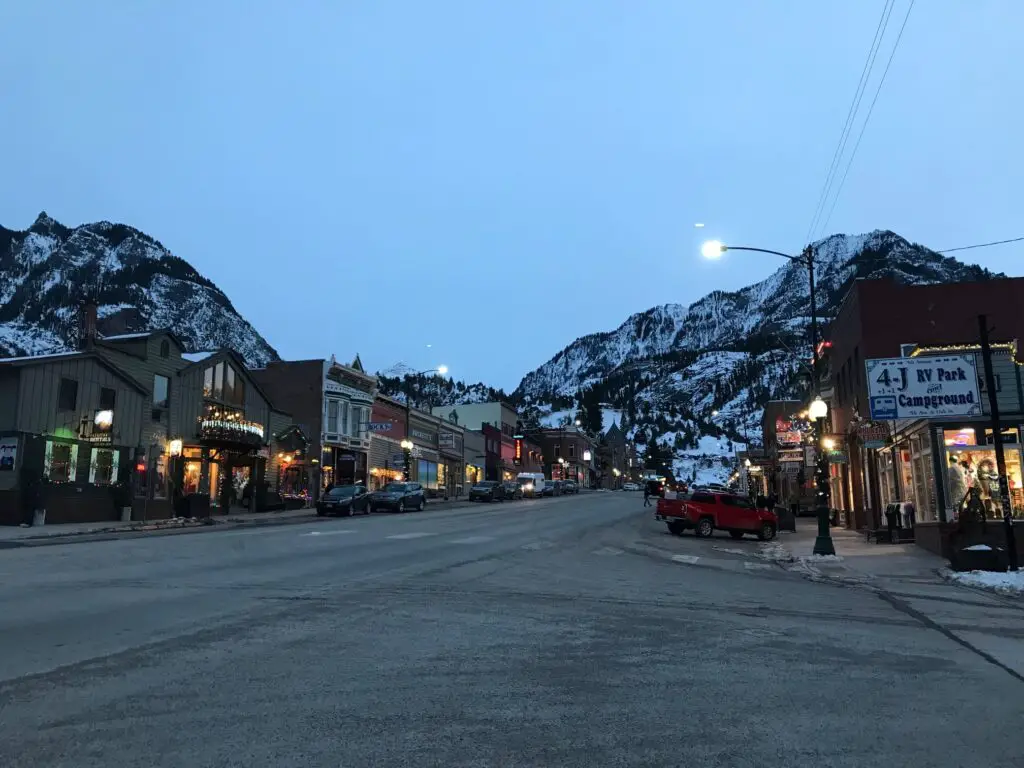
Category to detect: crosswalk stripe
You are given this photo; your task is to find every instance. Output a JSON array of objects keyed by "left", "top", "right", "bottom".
[
  {"left": 592, "top": 547, "right": 624, "bottom": 556},
  {"left": 385, "top": 532, "right": 436, "bottom": 540}
]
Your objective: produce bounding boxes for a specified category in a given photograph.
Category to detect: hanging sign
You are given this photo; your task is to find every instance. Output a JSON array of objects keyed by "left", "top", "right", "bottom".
[
  {"left": 865, "top": 355, "right": 981, "bottom": 420},
  {"left": 857, "top": 422, "right": 890, "bottom": 449},
  {"left": 0, "top": 437, "right": 17, "bottom": 472},
  {"left": 775, "top": 417, "right": 802, "bottom": 446},
  {"left": 367, "top": 422, "right": 393, "bottom": 432}
]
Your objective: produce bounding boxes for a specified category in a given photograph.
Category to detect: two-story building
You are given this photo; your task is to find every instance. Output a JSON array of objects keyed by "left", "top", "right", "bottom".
[
  {"left": 432, "top": 401, "right": 518, "bottom": 476},
  {"left": 251, "top": 355, "right": 376, "bottom": 499}
]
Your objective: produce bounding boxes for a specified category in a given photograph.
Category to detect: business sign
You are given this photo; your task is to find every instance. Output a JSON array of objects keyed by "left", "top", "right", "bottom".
[
  {"left": 825, "top": 447, "right": 848, "bottom": 464},
  {"left": 410, "top": 428, "right": 436, "bottom": 444},
  {"left": 865, "top": 355, "right": 981, "bottom": 420},
  {"left": 778, "top": 449, "right": 804, "bottom": 464},
  {"left": 857, "top": 422, "right": 890, "bottom": 449},
  {"left": 439, "top": 431, "right": 455, "bottom": 449},
  {"left": 582, "top": 450, "right": 592, "bottom": 462},
  {"left": 367, "top": 422, "right": 393, "bottom": 432},
  {"left": 775, "top": 417, "right": 802, "bottom": 446},
  {"left": 514, "top": 438, "right": 522, "bottom": 465}
]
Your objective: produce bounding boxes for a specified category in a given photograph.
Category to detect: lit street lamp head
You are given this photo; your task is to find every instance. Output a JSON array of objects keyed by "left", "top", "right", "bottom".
[
  {"left": 701, "top": 240, "right": 726, "bottom": 259},
  {"left": 437, "top": 365, "right": 448, "bottom": 375},
  {"left": 808, "top": 396, "right": 828, "bottom": 421}
]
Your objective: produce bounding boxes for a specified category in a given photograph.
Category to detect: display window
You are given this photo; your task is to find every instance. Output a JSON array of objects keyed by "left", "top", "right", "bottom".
[{"left": 942, "top": 426, "right": 1023, "bottom": 519}]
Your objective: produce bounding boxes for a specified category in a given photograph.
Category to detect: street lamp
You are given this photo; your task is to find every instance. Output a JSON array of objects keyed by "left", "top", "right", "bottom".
[
  {"left": 701, "top": 239, "right": 834, "bottom": 555},
  {"left": 711, "top": 409, "right": 719, "bottom": 417},
  {"left": 400, "top": 438, "right": 414, "bottom": 480}
]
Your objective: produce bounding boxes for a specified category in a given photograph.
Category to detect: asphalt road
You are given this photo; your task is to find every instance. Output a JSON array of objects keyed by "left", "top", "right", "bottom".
[{"left": 0, "top": 491, "right": 1021, "bottom": 767}]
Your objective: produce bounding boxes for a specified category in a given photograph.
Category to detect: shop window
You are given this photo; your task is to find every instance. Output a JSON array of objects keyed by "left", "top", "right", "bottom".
[
  {"left": 99, "top": 387, "right": 116, "bottom": 410},
  {"left": 203, "top": 366, "right": 214, "bottom": 397},
  {"left": 44, "top": 441, "right": 78, "bottom": 483},
  {"left": 438, "top": 462, "right": 447, "bottom": 489},
  {"left": 153, "top": 374, "right": 170, "bottom": 408},
  {"left": 183, "top": 459, "right": 201, "bottom": 495},
  {"left": 58, "top": 378, "right": 78, "bottom": 411},
  {"left": 89, "top": 448, "right": 119, "bottom": 485}
]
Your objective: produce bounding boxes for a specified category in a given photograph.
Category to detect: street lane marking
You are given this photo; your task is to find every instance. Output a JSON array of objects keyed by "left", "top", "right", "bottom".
[
  {"left": 302, "top": 530, "right": 357, "bottom": 537},
  {"left": 592, "top": 547, "right": 624, "bottom": 556},
  {"left": 522, "top": 541, "right": 554, "bottom": 550},
  {"left": 449, "top": 536, "right": 495, "bottom": 544},
  {"left": 672, "top": 554, "right": 700, "bottom": 564},
  {"left": 386, "top": 532, "right": 436, "bottom": 540}
]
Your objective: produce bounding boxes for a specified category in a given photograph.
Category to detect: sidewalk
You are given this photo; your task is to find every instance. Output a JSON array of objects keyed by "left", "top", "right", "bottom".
[
  {"left": 776, "top": 524, "right": 947, "bottom": 583},
  {"left": 0, "top": 498, "right": 478, "bottom": 545}
]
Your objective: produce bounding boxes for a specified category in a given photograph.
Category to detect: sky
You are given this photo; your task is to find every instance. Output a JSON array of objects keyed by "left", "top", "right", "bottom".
[{"left": 2, "top": 1, "right": 1022, "bottom": 391}]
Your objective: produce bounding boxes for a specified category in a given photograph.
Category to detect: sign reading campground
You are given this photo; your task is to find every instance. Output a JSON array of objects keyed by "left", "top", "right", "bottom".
[{"left": 865, "top": 355, "right": 981, "bottom": 420}]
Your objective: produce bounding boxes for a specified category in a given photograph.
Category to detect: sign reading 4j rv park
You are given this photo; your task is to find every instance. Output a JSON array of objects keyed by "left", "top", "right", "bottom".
[{"left": 865, "top": 354, "right": 982, "bottom": 421}]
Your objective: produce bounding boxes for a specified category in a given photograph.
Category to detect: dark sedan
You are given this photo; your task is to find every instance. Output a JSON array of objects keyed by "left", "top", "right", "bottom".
[
  {"left": 469, "top": 481, "right": 505, "bottom": 502},
  {"left": 368, "top": 482, "right": 426, "bottom": 513},
  {"left": 501, "top": 481, "right": 523, "bottom": 500},
  {"left": 316, "top": 485, "right": 370, "bottom": 517},
  {"left": 563, "top": 480, "right": 579, "bottom": 494}
]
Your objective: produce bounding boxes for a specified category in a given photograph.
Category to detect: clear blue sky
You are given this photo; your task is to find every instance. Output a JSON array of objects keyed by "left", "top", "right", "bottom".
[{"left": 2, "top": 1, "right": 1021, "bottom": 390}]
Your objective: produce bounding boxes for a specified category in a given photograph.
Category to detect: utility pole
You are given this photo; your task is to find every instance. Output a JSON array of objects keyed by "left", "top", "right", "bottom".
[{"left": 978, "top": 315, "right": 1019, "bottom": 571}]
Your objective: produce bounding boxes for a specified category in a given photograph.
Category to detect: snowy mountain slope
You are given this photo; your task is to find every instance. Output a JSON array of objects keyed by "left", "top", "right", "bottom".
[
  {"left": 0, "top": 212, "right": 278, "bottom": 366},
  {"left": 515, "top": 230, "right": 1000, "bottom": 479},
  {"left": 517, "top": 230, "right": 995, "bottom": 403}
]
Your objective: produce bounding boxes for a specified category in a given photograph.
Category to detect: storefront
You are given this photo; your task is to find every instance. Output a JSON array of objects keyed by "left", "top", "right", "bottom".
[{"left": 438, "top": 427, "right": 465, "bottom": 499}]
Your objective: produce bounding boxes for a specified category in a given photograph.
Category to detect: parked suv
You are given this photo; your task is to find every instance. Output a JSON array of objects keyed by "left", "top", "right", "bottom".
[
  {"left": 562, "top": 480, "right": 579, "bottom": 494},
  {"left": 655, "top": 490, "right": 777, "bottom": 541},
  {"left": 368, "top": 482, "right": 426, "bottom": 513},
  {"left": 317, "top": 485, "right": 370, "bottom": 517},
  {"left": 542, "top": 480, "right": 561, "bottom": 497},
  {"left": 469, "top": 480, "right": 505, "bottom": 503}
]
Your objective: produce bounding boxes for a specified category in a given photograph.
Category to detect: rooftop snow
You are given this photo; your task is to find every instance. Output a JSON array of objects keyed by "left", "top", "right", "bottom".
[{"left": 182, "top": 351, "right": 216, "bottom": 363}]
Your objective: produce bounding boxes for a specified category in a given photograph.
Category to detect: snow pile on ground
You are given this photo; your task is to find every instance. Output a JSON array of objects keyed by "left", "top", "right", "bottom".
[
  {"left": 800, "top": 554, "right": 844, "bottom": 563},
  {"left": 943, "top": 569, "right": 1024, "bottom": 597},
  {"left": 757, "top": 542, "right": 794, "bottom": 563}
]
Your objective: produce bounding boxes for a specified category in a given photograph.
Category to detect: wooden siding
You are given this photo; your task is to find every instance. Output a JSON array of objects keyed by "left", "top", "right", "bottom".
[
  {"left": 14, "top": 358, "right": 144, "bottom": 447},
  {"left": 0, "top": 370, "right": 19, "bottom": 432},
  {"left": 96, "top": 336, "right": 191, "bottom": 451}
]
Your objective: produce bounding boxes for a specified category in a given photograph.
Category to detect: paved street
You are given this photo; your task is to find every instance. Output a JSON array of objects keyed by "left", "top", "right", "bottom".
[{"left": 1, "top": 492, "right": 1022, "bottom": 767}]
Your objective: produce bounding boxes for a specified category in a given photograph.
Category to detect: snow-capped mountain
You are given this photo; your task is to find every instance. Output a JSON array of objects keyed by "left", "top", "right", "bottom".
[
  {"left": 514, "top": 230, "right": 1000, "bottom": 479},
  {"left": 374, "top": 370, "right": 510, "bottom": 408},
  {"left": 517, "top": 230, "right": 994, "bottom": 404},
  {"left": 0, "top": 212, "right": 278, "bottom": 366}
]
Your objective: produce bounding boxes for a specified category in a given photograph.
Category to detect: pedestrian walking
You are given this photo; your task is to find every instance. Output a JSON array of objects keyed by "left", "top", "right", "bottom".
[{"left": 643, "top": 484, "right": 652, "bottom": 507}]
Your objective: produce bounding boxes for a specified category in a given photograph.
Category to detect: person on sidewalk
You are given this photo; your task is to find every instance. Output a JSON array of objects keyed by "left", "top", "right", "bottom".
[
  {"left": 19, "top": 469, "right": 43, "bottom": 528},
  {"left": 947, "top": 455, "right": 967, "bottom": 519},
  {"left": 643, "top": 485, "right": 652, "bottom": 507}
]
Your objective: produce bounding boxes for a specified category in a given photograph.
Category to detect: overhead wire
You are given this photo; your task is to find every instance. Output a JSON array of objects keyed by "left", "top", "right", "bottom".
[
  {"left": 818, "top": 0, "right": 917, "bottom": 237},
  {"left": 938, "top": 236, "right": 1024, "bottom": 254},
  {"left": 804, "top": 0, "right": 896, "bottom": 244}
]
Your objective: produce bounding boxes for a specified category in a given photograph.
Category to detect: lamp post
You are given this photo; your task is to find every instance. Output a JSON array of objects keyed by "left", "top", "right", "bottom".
[
  {"left": 702, "top": 239, "right": 834, "bottom": 555},
  {"left": 404, "top": 366, "right": 448, "bottom": 482}
]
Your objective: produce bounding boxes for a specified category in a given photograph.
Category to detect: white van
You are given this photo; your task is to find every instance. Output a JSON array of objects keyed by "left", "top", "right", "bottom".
[{"left": 516, "top": 472, "right": 545, "bottom": 498}]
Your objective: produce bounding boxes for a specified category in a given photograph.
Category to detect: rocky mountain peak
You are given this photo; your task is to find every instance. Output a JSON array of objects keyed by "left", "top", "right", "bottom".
[{"left": 0, "top": 213, "right": 278, "bottom": 365}]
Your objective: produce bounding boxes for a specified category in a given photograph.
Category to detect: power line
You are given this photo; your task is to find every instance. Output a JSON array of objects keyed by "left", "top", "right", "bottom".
[
  {"left": 939, "top": 236, "right": 1024, "bottom": 254},
  {"left": 819, "top": 0, "right": 916, "bottom": 236},
  {"left": 805, "top": 0, "right": 895, "bottom": 244}
]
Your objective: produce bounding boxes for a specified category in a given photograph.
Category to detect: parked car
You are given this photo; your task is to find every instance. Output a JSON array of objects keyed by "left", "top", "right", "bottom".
[
  {"left": 542, "top": 480, "right": 561, "bottom": 497},
  {"left": 622, "top": 482, "right": 640, "bottom": 491},
  {"left": 317, "top": 484, "right": 371, "bottom": 517},
  {"left": 563, "top": 480, "right": 579, "bottom": 494},
  {"left": 368, "top": 482, "right": 426, "bottom": 513},
  {"left": 469, "top": 480, "right": 505, "bottom": 502},
  {"left": 501, "top": 481, "right": 524, "bottom": 500},
  {"left": 655, "top": 490, "right": 778, "bottom": 541},
  {"left": 517, "top": 472, "right": 545, "bottom": 498}
]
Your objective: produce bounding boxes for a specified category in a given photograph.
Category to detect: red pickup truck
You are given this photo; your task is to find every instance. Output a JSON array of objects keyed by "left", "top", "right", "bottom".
[{"left": 655, "top": 490, "right": 778, "bottom": 541}]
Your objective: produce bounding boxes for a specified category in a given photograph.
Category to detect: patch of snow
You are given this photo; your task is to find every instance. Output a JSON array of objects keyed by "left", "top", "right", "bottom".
[
  {"left": 101, "top": 332, "right": 152, "bottom": 341},
  {"left": 712, "top": 547, "right": 750, "bottom": 556},
  {"left": 757, "top": 542, "right": 795, "bottom": 563},
  {"left": 800, "top": 554, "right": 844, "bottom": 563},
  {"left": 97, "top": 303, "right": 136, "bottom": 318},
  {"left": 943, "top": 568, "right": 1024, "bottom": 597}
]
